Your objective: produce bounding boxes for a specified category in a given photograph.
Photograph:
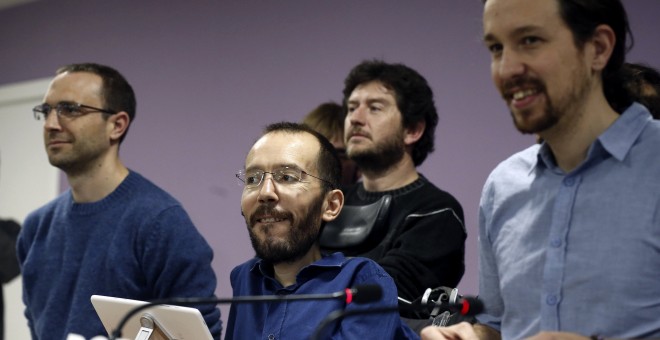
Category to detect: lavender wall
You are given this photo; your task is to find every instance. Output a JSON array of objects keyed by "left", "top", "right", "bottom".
[{"left": 2, "top": 0, "right": 659, "bottom": 329}]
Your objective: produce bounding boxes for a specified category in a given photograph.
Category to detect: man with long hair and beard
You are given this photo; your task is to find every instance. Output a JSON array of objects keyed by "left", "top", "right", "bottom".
[
  {"left": 422, "top": 0, "right": 660, "bottom": 339},
  {"left": 339, "top": 60, "right": 467, "bottom": 321},
  {"left": 225, "top": 122, "right": 417, "bottom": 339}
]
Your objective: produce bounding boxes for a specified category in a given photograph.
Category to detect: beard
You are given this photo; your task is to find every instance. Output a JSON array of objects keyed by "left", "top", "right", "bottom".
[
  {"left": 507, "top": 63, "right": 591, "bottom": 135},
  {"left": 346, "top": 127, "right": 405, "bottom": 174},
  {"left": 245, "top": 192, "right": 325, "bottom": 265}
]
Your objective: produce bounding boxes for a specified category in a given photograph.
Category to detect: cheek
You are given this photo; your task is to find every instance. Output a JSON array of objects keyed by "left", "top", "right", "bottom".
[
  {"left": 240, "top": 192, "right": 253, "bottom": 212},
  {"left": 491, "top": 61, "right": 501, "bottom": 87}
]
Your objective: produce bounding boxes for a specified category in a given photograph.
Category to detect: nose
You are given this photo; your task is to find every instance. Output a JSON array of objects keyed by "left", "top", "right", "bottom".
[
  {"left": 43, "top": 109, "right": 62, "bottom": 131},
  {"left": 347, "top": 104, "right": 367, "bottom": 127},
  {"left": 494, "top": 49, "right": 526, "bottom": 82},
  {"left": 257, "top": 173, "right": 279, "bottom": 204}
]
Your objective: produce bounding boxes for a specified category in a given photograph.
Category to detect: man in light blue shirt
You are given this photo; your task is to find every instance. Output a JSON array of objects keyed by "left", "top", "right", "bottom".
[{"left": 421, "top": 0, "right": 660, "bottom": 339}]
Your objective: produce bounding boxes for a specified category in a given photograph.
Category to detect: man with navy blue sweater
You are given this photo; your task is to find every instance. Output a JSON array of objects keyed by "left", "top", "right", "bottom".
[{"left": 18, "top": 63, "right": 221, "bottom": 340}]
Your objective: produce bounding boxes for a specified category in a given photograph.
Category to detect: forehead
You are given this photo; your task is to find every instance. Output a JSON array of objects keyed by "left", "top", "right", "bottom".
[
  {"left": 483, "top": 0, "right": 563, "bottom": 39},
  {"left": 348, "top": 80, "right": 396, "bottom": 103},
  {"left": 245, "top": 131, "right": 320, "bottom": 170},
  {"left": 45, "top": 71, "right": 103, "bottom": 103}
]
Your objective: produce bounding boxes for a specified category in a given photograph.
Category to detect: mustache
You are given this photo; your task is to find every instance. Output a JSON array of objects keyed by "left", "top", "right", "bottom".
[
  {"left": 46, "top": 131, "right": 71, "bottom": 142},
  {"left": 248, "top": 205, "right": 292, "bottom": 226},
  {"left": 501, "top": 77, "right": 546, "bottom": 99},
  {"left": 347, "top": 127, "right": 370, "bottom": 139}
]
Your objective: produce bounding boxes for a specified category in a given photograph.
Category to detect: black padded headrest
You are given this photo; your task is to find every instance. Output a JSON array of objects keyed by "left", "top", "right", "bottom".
[{"left": 320, "top": 194, "right": 392, "bottom": 252}]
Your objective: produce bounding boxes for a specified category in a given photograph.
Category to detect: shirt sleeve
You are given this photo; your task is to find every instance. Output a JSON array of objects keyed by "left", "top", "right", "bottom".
[
  {"left": 141, "top": 206, "right": 222, "bottom": 340},
  {"left": 16, "top": 214, "right": 37, "bottom": 339},
  {"left": 475, "top": 179, "right": 503, "bottom": 331}
]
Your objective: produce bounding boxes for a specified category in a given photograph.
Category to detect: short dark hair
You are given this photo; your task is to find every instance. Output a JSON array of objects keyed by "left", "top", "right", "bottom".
[
  {"left": 621, "top": 62, "right": 660, "bottom": 119},
  {"left": 56, "top": 63, "right": 136, "bottom": 144},
  {"left": 263, "top": 122, "right": 341, "bottom": 192},
  {"left": 342, "top": 60, "right": 438, "bottom": 166},
  {"left": 555, "top": 0, "right": 634, "bottom": 113}
]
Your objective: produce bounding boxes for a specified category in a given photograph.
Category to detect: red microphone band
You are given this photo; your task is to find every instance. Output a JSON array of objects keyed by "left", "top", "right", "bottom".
[
  {"left": 344, "top": 288, "right": 353, "bottom": 304},
  {"left": 460, "top": 299, "right": 469, "bottom": 315}
]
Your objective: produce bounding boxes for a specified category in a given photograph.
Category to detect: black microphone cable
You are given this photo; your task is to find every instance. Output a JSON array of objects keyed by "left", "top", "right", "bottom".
[{"left": 108, "top": 284, "right": 383, "bottom": 340}]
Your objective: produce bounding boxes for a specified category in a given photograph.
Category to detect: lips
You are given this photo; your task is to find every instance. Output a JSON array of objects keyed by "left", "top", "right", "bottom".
[
  {"left": 47, "top": 139, "right": 69, "bottom": 146},
  {"left": 347, "top": 128, "right": 370, "bottom": 140},
  {"left": 250, "top": 206, "right": 291, "bottom": 226},
  {"left": 502, "top": 78, "right": 545, "bottom": 109}
]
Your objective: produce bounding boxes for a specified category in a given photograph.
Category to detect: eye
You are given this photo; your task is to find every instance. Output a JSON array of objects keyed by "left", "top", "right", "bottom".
[
  {"left": 244, "top": 171, "right": 263, "bottom": 185},
  {"left": 522, "top": 36, "right": 540, "bottom": 45},
  {"left": 487, "top": 43, "right": 503, "bottom": 55},
  {"left": 57, "top": 103, "right": 80, "bottom": 117},
  {"left": 275, "top": 168, "right": 301, "bottom": 183}
]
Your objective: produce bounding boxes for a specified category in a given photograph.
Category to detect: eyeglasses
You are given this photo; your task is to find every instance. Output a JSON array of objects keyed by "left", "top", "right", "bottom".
[
  {"left": 33, "top": 102, "right": 117, "bottom": 121},
  {"left": 236, "top": 166, "right": 334, "bottom": 189}
]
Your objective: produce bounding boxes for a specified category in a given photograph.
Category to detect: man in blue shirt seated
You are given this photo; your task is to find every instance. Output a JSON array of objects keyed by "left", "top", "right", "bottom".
[
  {"left": 225, "top": 122, "right": 417, "bottom": 339},
  {"left": 422, "top": 0, "right": 660, "bottom": 339}
]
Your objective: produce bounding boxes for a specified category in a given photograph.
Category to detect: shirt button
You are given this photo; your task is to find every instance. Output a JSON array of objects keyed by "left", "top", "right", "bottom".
[
  {"left": 563, "top": 177, "right": 575, "bottom": 186},
  {"left": 268, "top": 334, "right": 275, "bottom": 340},
  {"left": 550, "top": 238, "right": 562, "bottom": 247},
  {"left": 546, "top": 294, "right": 558, "bottom": 305}
]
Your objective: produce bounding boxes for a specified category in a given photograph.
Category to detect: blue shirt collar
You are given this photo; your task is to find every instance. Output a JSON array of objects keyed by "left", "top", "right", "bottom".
[
  {"left": 533, "top": 102, "right": 652, "bottom": 173},
  {"left": 249, "top": 252, "right": 348, "bottom": 288}
]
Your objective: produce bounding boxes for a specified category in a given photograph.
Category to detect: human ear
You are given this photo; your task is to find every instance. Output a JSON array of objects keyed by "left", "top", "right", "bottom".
[
  {"left": 108, "top": 111, "right": 130, "bottom": 143},
  {"left": 589, "top": 24, "right": 616, "bottom": 72},
  {"left": 404, "top": 120, "right": 425, "bottom": 146},
  {"left": 322, "top": 189, "right": 344, "bottom": 222}
]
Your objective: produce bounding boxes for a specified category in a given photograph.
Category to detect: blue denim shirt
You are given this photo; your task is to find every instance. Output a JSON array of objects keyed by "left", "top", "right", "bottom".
[
  {"left": 225, "top": 252, "right": 418, "bottom": 339},
  {"left": 476, "top": 103, "right": 660, "bottom": 338}
]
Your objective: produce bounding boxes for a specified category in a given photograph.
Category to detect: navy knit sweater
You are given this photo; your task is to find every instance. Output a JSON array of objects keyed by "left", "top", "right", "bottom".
[{"left": 18, "top": 171, "right": 221, "bottom": 339}]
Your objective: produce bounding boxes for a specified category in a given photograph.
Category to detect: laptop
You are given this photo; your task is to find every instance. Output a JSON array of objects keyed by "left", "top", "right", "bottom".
[{"left": 91, "top": 295, "right": 214, "bottom": 340}]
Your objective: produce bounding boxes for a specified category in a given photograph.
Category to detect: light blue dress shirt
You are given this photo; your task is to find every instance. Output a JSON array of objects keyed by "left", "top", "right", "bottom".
[{"left": 477, "top": 103, "right": 660, "bottom": 339}]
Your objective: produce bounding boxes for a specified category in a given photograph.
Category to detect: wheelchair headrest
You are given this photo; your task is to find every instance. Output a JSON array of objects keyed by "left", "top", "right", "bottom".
[{"left": 319, "top": 194, "right": 392, "bottom": 252}]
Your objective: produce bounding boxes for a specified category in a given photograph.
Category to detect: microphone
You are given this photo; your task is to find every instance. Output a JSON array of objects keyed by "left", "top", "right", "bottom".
[
  {"left": 429, "top": 296, "right": 483, "bottom": 316},
  {"left": 108, "top": 284, "right": 382, "bottom": 340},
  {"left": 400, "top": 296, "right": 483, "bottom": 316},
  {"left": 310, "top": 296, "right": 484, "bottom": 340}
]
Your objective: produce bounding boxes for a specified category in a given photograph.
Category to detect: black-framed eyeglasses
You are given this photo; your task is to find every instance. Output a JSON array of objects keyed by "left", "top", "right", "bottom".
[
  {"left": 236, "top": 166, "right": 334, "bottom": 189},
  {"left": 33, "top": 102, "right": 117, "bottom": 121}
]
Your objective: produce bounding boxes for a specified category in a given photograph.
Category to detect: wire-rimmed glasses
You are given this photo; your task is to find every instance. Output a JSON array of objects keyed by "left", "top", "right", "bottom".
[
  {"left": 33, "top": 102, "right": 117, "bottom": 121},
  {"left": 236, "top": 166, "right": 334, "bottom": 189}
]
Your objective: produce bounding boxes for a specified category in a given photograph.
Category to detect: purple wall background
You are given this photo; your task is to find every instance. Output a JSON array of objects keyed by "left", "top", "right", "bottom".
[{"left": 2, "top": 0, "right": 659, "bottom": 328}]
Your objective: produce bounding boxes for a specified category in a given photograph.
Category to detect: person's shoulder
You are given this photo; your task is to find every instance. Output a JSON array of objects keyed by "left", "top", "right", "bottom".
[
  {"left": 124, "top": 171, "right": 184, "bottom": 206},
  {"left": 24, "top": 191, "right": 70, "bottom": 221},
  {"left": 418, "top": 175, "right": 461, "bottom": 201},
  {"left": 343, "top": 256, "right": 390, "bottom": 277},
  {"left": 229, "top": 258, "right": 261, "bottom": 287},
  {"left": 487, "top": 144, "right": 540, "bottom": 181}
]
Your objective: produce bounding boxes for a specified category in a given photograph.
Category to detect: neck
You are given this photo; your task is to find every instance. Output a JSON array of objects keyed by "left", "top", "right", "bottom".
[
  {"left": 540, "top": 90, "right": 619, "bottom": 173},
  {"left": 359, "top": 152, "right": 419, "bottom": 191},
  {"left": 66, "top": 151, "right": 129, "bottom": 203},
  {"left": 273, "top": 245, "right": 322, "bottom": 287}
]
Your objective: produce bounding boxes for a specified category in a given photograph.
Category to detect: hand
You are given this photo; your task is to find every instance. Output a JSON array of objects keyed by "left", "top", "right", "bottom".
[
  {"left": 420, "top": 322, "right": 480, "bottom": 340},
  {"left": 525, "top": 332, "right": 591, "bottom": 340}
]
